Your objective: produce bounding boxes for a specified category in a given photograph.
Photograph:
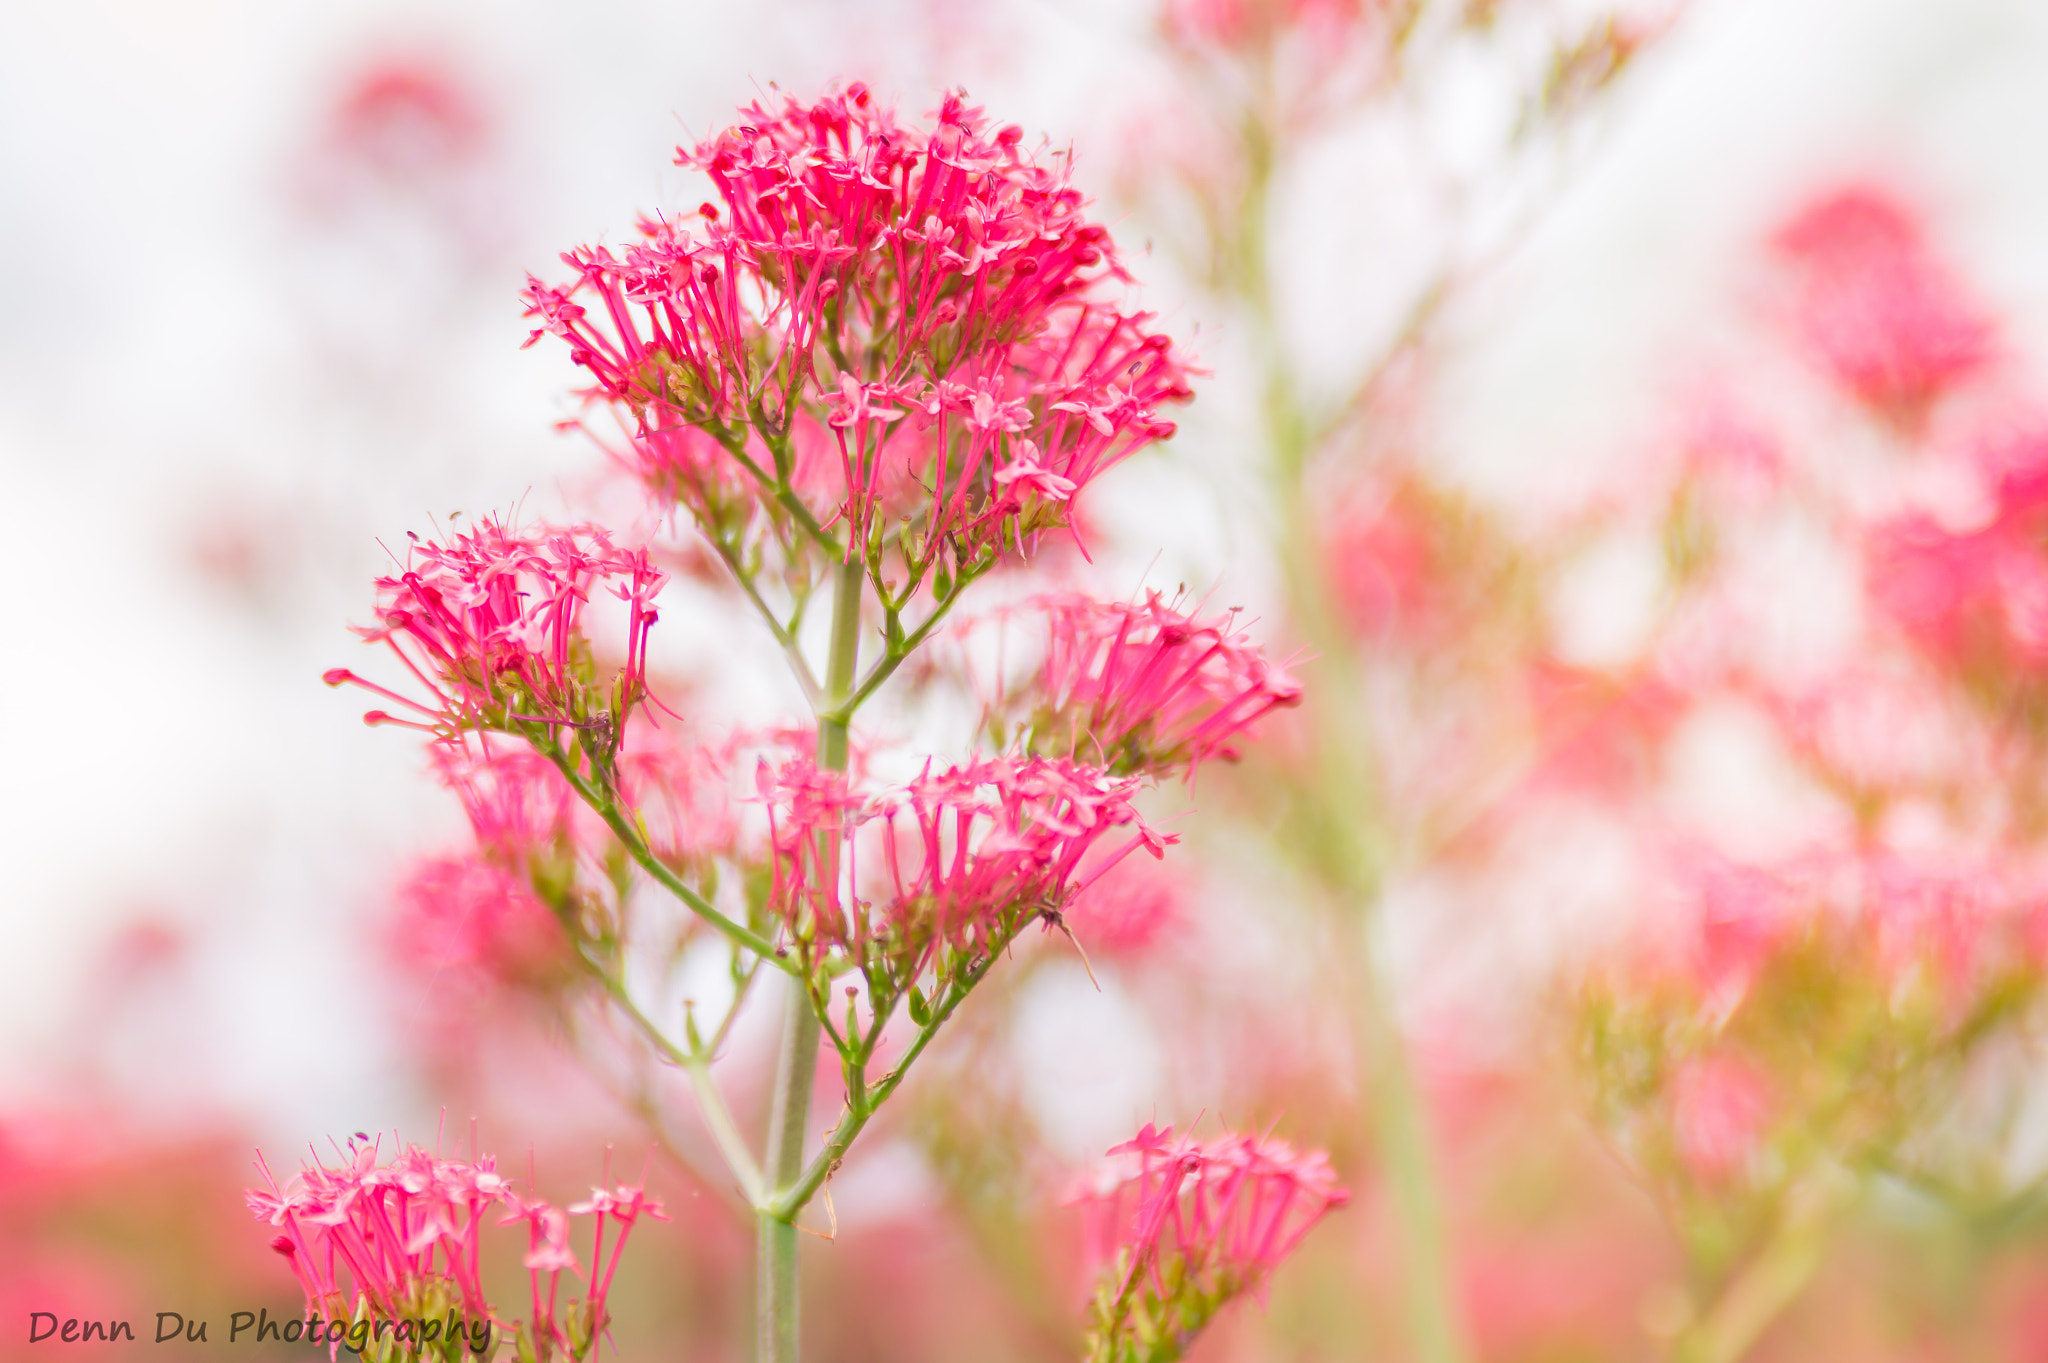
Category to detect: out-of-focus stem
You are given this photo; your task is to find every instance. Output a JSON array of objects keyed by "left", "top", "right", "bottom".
[
  {"left": 1236, "top": 99, "right": 1469, "bottom": 1363},
  {"left": 758, "top": 556, "right": 863, "bottom": 1362},
  {"left": 1672, "top": 1172, "right": 1849, "bottom": 1363}
]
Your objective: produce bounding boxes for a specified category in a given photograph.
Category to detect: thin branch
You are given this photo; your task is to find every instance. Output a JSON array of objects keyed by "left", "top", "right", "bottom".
[
  {"left": 589, "top": 957, "right": 768, "bottom": 1207},
  {"left": 535, "top": 736, "right": 793, "bottom": 972},
  {"left": 839, "top": 573, "right": 975, "bottom": 718},
  {"left": 767, "top": 921, "right": 1025, "bottom": 1220},
  {"left": 706, "top": 534, "right": 823, "bottom": 709}
]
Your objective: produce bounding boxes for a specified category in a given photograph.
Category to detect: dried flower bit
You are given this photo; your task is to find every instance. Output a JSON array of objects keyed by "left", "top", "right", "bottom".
[{"left": 1071, "top": 1123, "right": 1349, "bottom": 1362}]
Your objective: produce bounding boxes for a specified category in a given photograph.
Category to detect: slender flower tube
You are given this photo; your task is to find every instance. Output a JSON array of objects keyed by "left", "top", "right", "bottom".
[{"left": 1072, "top": 1123, "right": 1349, "bottom": 1363}]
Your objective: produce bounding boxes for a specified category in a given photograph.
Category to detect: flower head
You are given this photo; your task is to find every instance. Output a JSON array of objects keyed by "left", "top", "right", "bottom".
[
  {"left": 1667, "top": 1054, "right": 1774, "bottom": 1184},
  {"left": 326, "top": 516, "right": 664, "bottom": 741},
  {"left": 1773, "top": 187, "right": 1992, "bottom": 426},
  {"left": 963, "top": 592, "right": 1302, "bottom": 779},
  {"left": 525, "top": 85, "right": 1192, "bottom": 580},
  {"left": 250, "top": 1136, "right": 659, "bottom": 1362},
  {"left": 758, "top": 754, "right": 1173, "bottom": 975},
  {"left": 1868, "top": 433, "right": 2048, "bottom": 690},
  {"left": 1071, "top": 1124, "right": 1348, "bottom": 1361}
]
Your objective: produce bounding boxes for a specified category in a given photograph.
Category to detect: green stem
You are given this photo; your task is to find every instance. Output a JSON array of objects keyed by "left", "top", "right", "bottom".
[
  {"left": 758, "top": 557, "right": 863, "bottom": 1362},
  {"left": 1671, "top": 1170, "right": 1849, "bottom": 1363},
  {"left": 536, "top": 738, "right": 791, "bottom": 971},
  {"left": 591, "top": 961, "right": 767, "bottom": 1204},
  {"left": 758, "top": 980, "right": 820, "bottom": 1363}
]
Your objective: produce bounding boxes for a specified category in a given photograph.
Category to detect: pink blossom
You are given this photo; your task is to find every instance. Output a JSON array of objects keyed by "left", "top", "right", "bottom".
[
  {"left": 965, "top": 592, "right": 1302, "bottom": 779},
  {"left": 1072, "top": 1123, "right": 1347, "bottom": 1345},
  {"left": 432, "top": 737, "right": 582, "bottom": 860},
  {"left": 327, "top": 516, "right": 664, "bottom": 738},
  {"left": 757, "top": 754, "right": 1173, "bottom": 971},
  {"left": 246, "top": 1136, "right": 506, "bottom": 1322},
  {"left": 1773, "top": 187, "right": 1992, "bottom": 425},
  {"left": 392, "top": 854, "right": 569, "bottom": 991},
  {"left": 524, "top": 85, "right": 1192, "bottom": 577},
  {"left": 250, "top": 1137, "right": 659, "bottom": 1359},
  {"left": 1064, "top": 853, "right": 1187, "bottom": 957},
  {"left": 1869, "top": 433, "right": 2048, "bottom": 678},
  {"left": 1667, "top": 1054, "right": 1773, "bottom": 1183},
  {"left": 568, "top": 1182, "right": 669, "bottom": 1310}
]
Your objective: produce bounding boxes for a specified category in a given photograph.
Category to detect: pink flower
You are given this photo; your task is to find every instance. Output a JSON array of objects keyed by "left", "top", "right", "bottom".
[
  {"left": 251, "top": 1137, "right": 659, "bottom": 1360},
  {"left": 568, "top": 1183, "right": 669, "bottom": 1313},
  {"left": 246, "top": 1135, "right": 507, "bottom": 1322},
  {"left": 1064, "top": 854, "right": 1186, "bottom": 957},
  {"left": 1869, "top": 432, "right": 2048, "bottom": 680},
  {"left": 757, "top": 754, "right": 1173, "bottom": 972},
  {"left": 614, "top": 718, "right": 745, "bottom": 867},
  {"left": 392, "top": 854, "right": 570, "bottom": 992},
  {"left": 964, "top": 592, "right": 1302, "bottom": 779},
  {"left": 524, "top": 84, "right": 1193, "bottom": 579},
  {"left": 1667, "top": 1054, "right": 1773, "bottom": 1183},
  {"left": 1071, "top": 1123, "right": 1348, "bottom": 1352},
  {"left": 1773, "top": 187, "right": 1992, "bottom": 426},
  {"left": 432, "top": 737, "right": 582, "bottom": 860},
  {"left": 327, "top": 516, "right": 664, "bottom": 738}
]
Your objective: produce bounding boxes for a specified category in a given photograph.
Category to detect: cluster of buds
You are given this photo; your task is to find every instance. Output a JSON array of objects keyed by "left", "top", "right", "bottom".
[
  {"left": 246, "top": 1135, "right": 663, "bottom": 1362},
  {"left": 326, "top": 518, "right": 664, "bottom": 753},
  {"left": 1071, "top": 1123, "right": 1349, "bottom": 1363},
  {"left": 959, "top": 592, "right": 1303, "bottom": 779},
  {"left": 524, "top": 84, "right": 1192, "bottom": 599}
]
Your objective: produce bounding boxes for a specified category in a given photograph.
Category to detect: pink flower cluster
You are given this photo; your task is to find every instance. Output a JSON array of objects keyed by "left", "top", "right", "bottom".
[
  {"left": 326, "top": 517, "right": 664, "bottom": 737},
  {"left": 394, "top": 854, "right": 569, "bottom": 993},
  {"left": 1073, "top": 1123, "right": 1348, "bottom": 1326},
  {"left": 1773, "top": 187, "right": 1992, "bottom": 425},
  {"left": 246, "top": 1136, "right": 662, "bottom": 1358},
  {"left": 758, "top": 755, "right": 1173, "bottom": 968},
  {"left": 969, "top": 592, "right": 1303, "bottom": 778},
  {"left": 524, "top": 85, "right": 1192, "bottom": 571},
  {"left": 1870, "top": 436, "right": 2048, "bottom": 679},
  {"left": 1646, "top": 844, "right": 2048, "bottom": 1013}
]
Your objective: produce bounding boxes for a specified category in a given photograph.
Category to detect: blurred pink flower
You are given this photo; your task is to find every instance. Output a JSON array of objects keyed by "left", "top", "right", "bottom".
[
  {"left": 1667, "top": 1054, "right": 1773, "bottom": 1183},
  {"left": 1063, "top": 853, "right": 1187, "bottom": 957},
  {"left": 1869, "top": 432, "right": 2048, "bottom": 678},
  {"left": 321, "top": 58, "right": 488, "bottom": 188},
  {"left": 1773, "top": 187, "right": 1992, "bottom": 426},
  {"left": 393, "top": 854, "right": 569, "bottom": 992}
]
